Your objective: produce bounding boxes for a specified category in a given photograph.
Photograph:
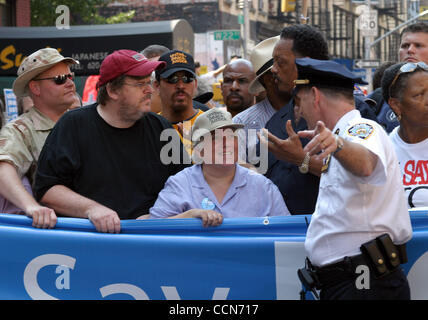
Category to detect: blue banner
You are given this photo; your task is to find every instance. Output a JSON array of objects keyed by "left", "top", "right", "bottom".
[{"left": 1, "top": 210, "right": 428, "bottom": 300}]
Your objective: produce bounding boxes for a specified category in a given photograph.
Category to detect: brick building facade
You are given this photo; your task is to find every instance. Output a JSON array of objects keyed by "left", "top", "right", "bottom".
[
  {"left": 0, "top": 0, "right": 30, "bottom": 27},
  {"left": 100, "top": 0, "right": 220, "bottom": 33}
]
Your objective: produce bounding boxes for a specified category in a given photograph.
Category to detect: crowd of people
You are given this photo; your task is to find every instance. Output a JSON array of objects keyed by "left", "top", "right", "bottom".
[{"left": 0, "top": 21, "right": 427, "bottom": 300}]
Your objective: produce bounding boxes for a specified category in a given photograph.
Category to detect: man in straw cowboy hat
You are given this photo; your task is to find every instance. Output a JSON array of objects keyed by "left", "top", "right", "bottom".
[
  {"left": 0, "top": 48, "right": 79, "bottom": 228},
  {"left": 232, "top": 36, "right": 291, "bottom": 172}
]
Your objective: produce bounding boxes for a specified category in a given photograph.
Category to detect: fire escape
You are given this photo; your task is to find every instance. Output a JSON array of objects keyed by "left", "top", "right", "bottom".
[
  {"left": 267, "top": 0, "right": 408, "bottom": 62},
  {"left": 375, "top": 0, "right": 406, "bottom": 62}
]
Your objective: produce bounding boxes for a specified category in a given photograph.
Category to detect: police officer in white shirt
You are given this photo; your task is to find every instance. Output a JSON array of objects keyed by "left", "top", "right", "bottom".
[{"left": 263, "top": 58, "right": 412, "bottom": 300}]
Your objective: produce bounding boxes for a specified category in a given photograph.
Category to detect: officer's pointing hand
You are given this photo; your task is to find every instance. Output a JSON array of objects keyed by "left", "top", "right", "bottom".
[{"left": 298, "top": 121, "right": 336, "bottom": 161}]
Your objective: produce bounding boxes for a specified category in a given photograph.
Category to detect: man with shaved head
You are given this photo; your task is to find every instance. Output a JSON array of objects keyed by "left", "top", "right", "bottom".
[{"left": 221, "top": 59, "right": 256, "bottom": 117}]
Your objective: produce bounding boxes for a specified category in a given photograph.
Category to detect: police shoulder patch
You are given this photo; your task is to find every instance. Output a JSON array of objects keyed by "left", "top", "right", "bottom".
[{"left": 347, "top": 123, "right": 374, "bottom": 140}]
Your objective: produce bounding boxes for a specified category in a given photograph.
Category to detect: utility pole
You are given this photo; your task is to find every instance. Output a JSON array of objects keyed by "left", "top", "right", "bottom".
[
  {"left": 238, "top": 0, "right": 249, "bottom": 59},
  {"left": 243, "top": 0, "right": 250, "bottom": 59},
  {"left": 364, "top": 0, "right": 373, "bottom": 90}
]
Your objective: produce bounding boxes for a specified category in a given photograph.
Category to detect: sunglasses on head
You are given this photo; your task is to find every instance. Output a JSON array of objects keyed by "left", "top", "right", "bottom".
[
  {"left": 34, "top": 72, "right": 74, "bottom": 85},
  {"left": 164, "top": 74, "right": 195, "bottom": 84},
  {"left": 389, "top": 62, "right": 428, "bottom": 94}
]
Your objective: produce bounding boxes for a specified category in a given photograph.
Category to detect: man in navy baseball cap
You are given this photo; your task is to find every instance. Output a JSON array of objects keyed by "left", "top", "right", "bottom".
[
  {"left": 153, "top": 50, "right": 205, "bottom": 157},
  {"left": 155, "top": 50, "right": 196, "bottom": 80}
]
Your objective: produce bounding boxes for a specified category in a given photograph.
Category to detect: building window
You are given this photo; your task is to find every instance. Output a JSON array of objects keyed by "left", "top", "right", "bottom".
[{"left": 0, "top": 0, "right": 15, "bottom": 26}]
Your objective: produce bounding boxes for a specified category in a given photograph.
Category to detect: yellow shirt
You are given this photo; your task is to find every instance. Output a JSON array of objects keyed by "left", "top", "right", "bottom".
[{"left": 159, "top": 109, "right": 204, "bottom": 157}]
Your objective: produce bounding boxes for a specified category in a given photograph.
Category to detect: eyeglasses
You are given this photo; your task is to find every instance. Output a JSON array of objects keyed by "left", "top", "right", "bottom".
[
  {"left": 164, "top": 75, "right": 195, "bottom": 84},
  {"left": 212, "top": 132, "right": 238, "bottom": 142},
  {"left": 389, "top": 62, "right": 428, "bottom": 95},
  {"left": 122, "top": 80, "right": 152, "bottom": 90},
  {"left": 33, "top": 73, "right": 74, "bottom": 85}
]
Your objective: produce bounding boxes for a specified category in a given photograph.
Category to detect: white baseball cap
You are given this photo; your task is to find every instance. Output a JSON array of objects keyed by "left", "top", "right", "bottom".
[{"left": 191, "top": 108, "right": 244, "bottom": 146}]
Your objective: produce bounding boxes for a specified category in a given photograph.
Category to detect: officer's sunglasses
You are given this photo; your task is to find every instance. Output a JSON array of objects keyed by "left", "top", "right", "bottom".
[
  {"left": 33, "top": 72, "right": 74, "bottom": 85},
  {"left": 389, "top": 62, "right": 428, "bottom": 93},
  {"left": 164, "top": 75, "right": 195, "bottom": 84}
]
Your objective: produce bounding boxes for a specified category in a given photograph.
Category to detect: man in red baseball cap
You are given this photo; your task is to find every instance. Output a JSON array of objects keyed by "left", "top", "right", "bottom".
[
  {"left": 96, "top": 49, "right": 166, "bottom": 124},
  {"left": 33, "top": 50, "right": 190, "bottom": 233}
]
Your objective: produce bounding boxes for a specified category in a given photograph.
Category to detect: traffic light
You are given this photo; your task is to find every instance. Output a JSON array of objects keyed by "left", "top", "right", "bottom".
[
  {"left": 281, "top": 0, "right": 296, "bottom": 12},
  {"left": 238, "top": 0, "right": 244, "bottom": 9}
]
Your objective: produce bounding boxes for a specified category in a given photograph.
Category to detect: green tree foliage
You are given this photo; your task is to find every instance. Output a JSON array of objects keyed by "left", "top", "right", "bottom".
[
  {"left": 31, "top": 0, "right": 135, "bottom": 26},
  {"left": 105, "top": 10, "right": 136, "bottom": 24}
]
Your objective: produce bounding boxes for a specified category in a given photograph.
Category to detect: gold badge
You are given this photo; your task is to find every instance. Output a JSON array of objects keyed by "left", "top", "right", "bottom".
[{"left": 170, "top": 52, "right": 188, "bottom": 64}]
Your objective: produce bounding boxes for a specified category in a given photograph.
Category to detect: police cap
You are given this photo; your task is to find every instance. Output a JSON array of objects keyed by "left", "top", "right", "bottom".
[{"left": 293, "top": 58, "right": 367, "bottom": 91}]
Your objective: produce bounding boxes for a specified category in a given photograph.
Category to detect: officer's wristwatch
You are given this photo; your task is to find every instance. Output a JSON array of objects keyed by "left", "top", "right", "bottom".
[
  {"left": 298, "top": 152, "right": 310, "bottom": 174},
  {"left": 333, "top": 134, "right": 344, "bottom": 155}
]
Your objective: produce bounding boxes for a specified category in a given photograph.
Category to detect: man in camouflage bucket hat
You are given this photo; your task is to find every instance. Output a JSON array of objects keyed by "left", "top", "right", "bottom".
[{"left": 0, "top": 48, "right": 78, "bottom": 228}]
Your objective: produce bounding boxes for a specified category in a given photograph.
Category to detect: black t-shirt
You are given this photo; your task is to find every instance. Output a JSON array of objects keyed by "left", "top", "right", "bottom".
[{"left": 34, "top": 104, "right": 190, "bottom": 219}]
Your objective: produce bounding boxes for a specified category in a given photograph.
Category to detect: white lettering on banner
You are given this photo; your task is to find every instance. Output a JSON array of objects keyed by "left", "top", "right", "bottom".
[
  {"left": 22, "top": 248, "right": 428, "bottom": 299},
  {"left": 211, "top": 287, "right": 230, "bottom": 300},
  {"left": 407, "top": 251, "right": 428, "bottom": 300},
  {"left": 274, "top": 241, "right": 307, "bottom": 300},
  {"left": 23, "top": 253, "right": 231, "bottom": 300},
  {"left": 23, "top": 254, "right": 76, "bottom": 300},
  {"left": 162, "top": 286, "right": 181, "bottom": 299},
  {"left": 99, "top": 283, "right": 150, "bottom": 299},
  {"left": 161, "top": 286, "right": 230, "bottom": 300}
]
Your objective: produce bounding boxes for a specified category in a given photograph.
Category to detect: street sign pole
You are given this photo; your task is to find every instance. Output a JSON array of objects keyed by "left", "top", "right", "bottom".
[
  {"left": 354, "top": 59, "right": 380, "bottom": 69},
  {"left": 214, "top": 30, "right": 241, "bottom": 41},
  {"left": 243, "top": 0, "right": 249, "bottom": 59},
  {"left": 356, "top": 0, "right": 377, "bottom": 89},
  {"left": 364, "top": 0, "right": 373, "bottom": 90}
]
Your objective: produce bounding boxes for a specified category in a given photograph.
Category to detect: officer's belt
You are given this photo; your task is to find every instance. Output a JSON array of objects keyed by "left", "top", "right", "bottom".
[
  {"left": 311, "top": 235, "right": 407, "bottom": 288},
  {"left": 313, "top": 253, "right": 370, "bottom": 288}
]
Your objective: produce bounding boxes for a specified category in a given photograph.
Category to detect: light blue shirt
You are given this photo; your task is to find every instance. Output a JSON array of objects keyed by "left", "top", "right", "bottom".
[
  {"left": 233, "top": 98, "right": 276, "bottom": 130},
  {"left": 233, "top": 98, "right": 276, "bottom": 164},
  {"left": 149, "top": 164, "right": 290, "bottom": 218}
]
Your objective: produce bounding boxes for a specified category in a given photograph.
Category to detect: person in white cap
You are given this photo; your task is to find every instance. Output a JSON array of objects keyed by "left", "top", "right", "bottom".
[
  {"left": 144, "top": 108, "right": 290, "bottom": 226},
  {"left": 232, "top": 36, "right": 291, "bottom": 172},
  {"left": 0, "top": 48, "right": 79, "bottom": 228}
]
